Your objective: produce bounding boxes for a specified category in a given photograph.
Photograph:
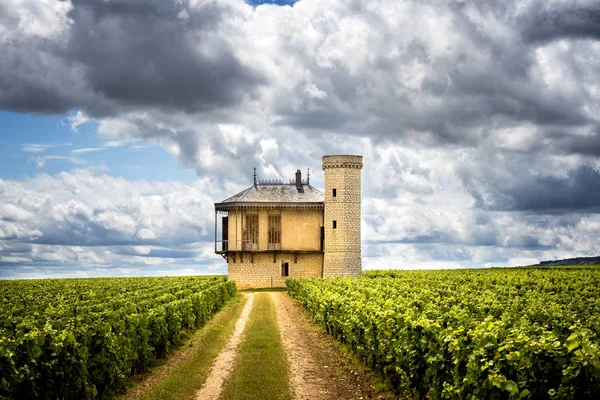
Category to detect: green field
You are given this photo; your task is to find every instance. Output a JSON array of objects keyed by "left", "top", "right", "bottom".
[
  {"left": 287, "top": 268, "right": 600, "bottom": 399},
  {"left": 0, "top": 275, "right": 236, "bottom": 399}
]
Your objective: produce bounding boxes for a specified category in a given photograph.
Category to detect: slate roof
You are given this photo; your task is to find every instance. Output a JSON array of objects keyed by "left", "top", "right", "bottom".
[{"left": 216, "top": 183, "right": 323, "bottom": 207}]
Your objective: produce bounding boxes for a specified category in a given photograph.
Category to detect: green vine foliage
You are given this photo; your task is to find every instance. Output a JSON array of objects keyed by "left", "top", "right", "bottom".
[
  {"left": 0, "top": 276, "right": 236, "bottom": 399},
  {"left": 287, "top": 269, "right": 600, "bottom": 399}
]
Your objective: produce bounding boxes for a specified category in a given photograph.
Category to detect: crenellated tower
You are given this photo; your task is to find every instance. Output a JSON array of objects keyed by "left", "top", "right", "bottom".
[{"left": 322, "top": 155, "right": 363, "bottom": 277}]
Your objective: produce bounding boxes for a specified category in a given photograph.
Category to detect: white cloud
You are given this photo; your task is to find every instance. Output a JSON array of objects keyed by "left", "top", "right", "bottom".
[
  {"left": 64, "top": 110, "right": 91, "bottom": 132},
  {"left": 30, "top": 156, "right": 46, "bottom": 168},
  {"left": 0, "top": 0, "right": 72, "bottom": 40},
  {"left": 71, "top": 139, "right": 140, "bottom": 154},
  {"left": 21, "top": 144, "right": 53, "bottom": 153},
  {"left": 0, "top": 168, "right": 230, "bottom": 277},
  {"left": 30, "top": 155, "right": 86, "bottom": 168},
  {"left": 72, "top": 147, "right": 105, "bottom": 154},
  {"left": 21, "top": 143, "right": 72, "bottom": 153}
]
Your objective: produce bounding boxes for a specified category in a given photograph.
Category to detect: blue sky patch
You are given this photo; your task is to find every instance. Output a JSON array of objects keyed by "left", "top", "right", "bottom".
[
  {"left": 0, "top": 111, "right": 197, "bottom": 183},
  {"left": 248, "top": 0, "right": 298, "bottom": 6}
]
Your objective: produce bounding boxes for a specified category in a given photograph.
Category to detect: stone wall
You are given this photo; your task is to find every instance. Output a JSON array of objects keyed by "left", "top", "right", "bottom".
[
  {"left": 228, "top": 252, "right": 323, "bottom": 289},
  {"left": 322, "top": 154, "right": 363, "bottom": 277}
]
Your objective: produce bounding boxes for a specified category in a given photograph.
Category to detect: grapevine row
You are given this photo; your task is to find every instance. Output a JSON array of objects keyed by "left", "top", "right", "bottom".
[
  {"left": 287, "top": 269, "right": 600, "bottom": 399},
  {"left": 0, "top": 276, "right": 236, "bottom": 399}
]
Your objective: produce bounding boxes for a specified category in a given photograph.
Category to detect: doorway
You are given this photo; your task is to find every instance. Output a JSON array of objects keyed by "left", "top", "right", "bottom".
[{"left": 281, "top": 262, "right": 289, "bottom": 277}]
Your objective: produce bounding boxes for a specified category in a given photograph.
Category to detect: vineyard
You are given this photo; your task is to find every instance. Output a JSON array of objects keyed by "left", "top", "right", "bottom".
[
  {"left": 0, "top": 275, "right": 236, "bottom": 399},
  {"left": 287, "top": 268, "right": 600, "bottom": 399}
]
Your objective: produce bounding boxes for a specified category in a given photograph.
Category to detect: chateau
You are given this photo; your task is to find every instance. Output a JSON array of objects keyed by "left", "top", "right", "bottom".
[{"left": 214, "top": 155, "right": 363, "bottom": 289}]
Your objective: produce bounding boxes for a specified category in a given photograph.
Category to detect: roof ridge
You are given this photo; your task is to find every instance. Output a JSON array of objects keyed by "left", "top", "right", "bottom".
[
  {"left": 217, "top": 183, "right": 323, "bottom": 204},
  {"left": 220, "top": 185, "right": 255, "bottom": 203}
]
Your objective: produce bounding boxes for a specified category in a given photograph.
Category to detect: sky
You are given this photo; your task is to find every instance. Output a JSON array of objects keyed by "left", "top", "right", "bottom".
[{"left": 1, "top": 0, "right": 599, "bottom": 279}]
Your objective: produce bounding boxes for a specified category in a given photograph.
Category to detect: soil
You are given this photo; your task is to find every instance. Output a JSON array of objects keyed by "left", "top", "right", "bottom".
[
  {"left": 270, "top": 292, "right": 394, "bottom": 400},
  {"left": 195, "top": 293, "right": 256, "bottom": 400}
]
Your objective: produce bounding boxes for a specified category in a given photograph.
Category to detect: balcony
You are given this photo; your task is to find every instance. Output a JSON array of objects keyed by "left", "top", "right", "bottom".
[
  {"left": 214, "top": 239, "right": 321, "bottom": 254},
  {"left": 215, "top": 240, "right": 260, "bottom": 253}
]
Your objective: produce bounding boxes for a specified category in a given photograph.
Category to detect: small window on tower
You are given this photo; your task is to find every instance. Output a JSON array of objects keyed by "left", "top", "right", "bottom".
[
  {"left": 333, "top": 220, "right": 337, "bottom": 229},
  {"left": 332, "top": 188, "right": 337, "bottom": 197}
]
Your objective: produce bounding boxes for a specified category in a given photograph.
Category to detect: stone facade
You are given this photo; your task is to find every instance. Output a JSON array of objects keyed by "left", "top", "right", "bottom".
[
  {"left": 228, "top": 252, "right": 323, "bottom": 289},
  {"left": 322, "top": 155, "right": 363, "bottom": 277}
]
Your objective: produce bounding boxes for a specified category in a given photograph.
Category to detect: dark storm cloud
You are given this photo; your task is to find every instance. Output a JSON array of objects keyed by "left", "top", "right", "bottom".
[
  {"left": 1, "top": 0, "right": 598, "bottom": 154},
  {"left": 30, "top": 226, "right": 135, "bottom": 247},
  {"left": 0, "top": 0, "right": 265, "bottom": 115},
  {"left": 363, "top": 231, "right": 453, "bottom": 245},
  {"left": 267, "top": 0, "right": 596, "bottom": 154},
  {"left": 505, "top": 234, "right": 551, "bottom": 249},
  {"left": 547, "top": 129, "right": 600, "bottom": 157},
  {"left": 68, "top": 0, "right": 266, "bottom": 114},
  {"left": 364, "top": 220, "right": 500, "bottom": 247},
  {"left": 26, "top": 216, "right": 212, "bottom": 247},
  {"left": 1, "top": 243, "right": 33, "bottom": 253},
  {"left": 509, "top": 166, "right": 600, "bottom": 212},
  {"left": 462, "top": 164, "right": 600, "bottom": 213},
  {"left": 0, "top": 39, "right": 92, "bottom": 114},
  {"left": 114, "top": 247, "right": 197, "bottom": 259},
  {"left": 521, "top": 3, "right": 600, "bottom": 43}
]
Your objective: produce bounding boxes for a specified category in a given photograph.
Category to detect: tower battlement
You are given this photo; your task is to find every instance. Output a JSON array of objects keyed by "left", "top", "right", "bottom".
[{"left": 322, "top": 155, "right": 363, "bottom": 169}]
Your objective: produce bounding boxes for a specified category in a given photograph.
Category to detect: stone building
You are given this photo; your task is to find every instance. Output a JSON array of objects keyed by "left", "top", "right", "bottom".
[{"left": 214, "top": 155, "right": 363, "bottom": 289}]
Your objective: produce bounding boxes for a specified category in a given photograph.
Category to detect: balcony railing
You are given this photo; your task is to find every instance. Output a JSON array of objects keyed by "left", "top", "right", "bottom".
[
  {"left": 215, "top": 240, "right": 316, "bottom": 253},
  {"left": 215, "top": 240, "right": 260, "bottom": 252},
  {"left": 242, "top": 240, "right": 259, "bottom": 251},
  {"left": 215, "top": 240, "right": 226, "bottom": 252}
]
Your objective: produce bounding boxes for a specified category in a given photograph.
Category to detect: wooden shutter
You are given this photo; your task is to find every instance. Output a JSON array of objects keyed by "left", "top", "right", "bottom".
[{"left": 268, "top": 215, "right": 281, "bottom": 250}]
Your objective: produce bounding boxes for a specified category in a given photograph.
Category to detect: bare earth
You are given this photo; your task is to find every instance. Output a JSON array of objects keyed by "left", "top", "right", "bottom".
[
  {"left": 195, "top": 293, "right": 255, "bottom": 400},
  {"left": 271, "top": 292, "right": 392, "bottom": 400}
]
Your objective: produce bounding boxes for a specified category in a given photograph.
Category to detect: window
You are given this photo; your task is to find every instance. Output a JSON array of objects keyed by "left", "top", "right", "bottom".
[
  {"left": 332, "top": 188, "right": 337, "bottom": 197},
  {"left": 281, "top": 262, "right": 289, "bottom": 277},
  {"left": 268, "top": 215, "right": 281, "bottom": 250},
  {"left": 222, "top": 216, "right": 228, "bottom": 252},
  {"left": 333, "top": 220, "right": 337, "bottom": 229},
  {"left": 320, "top": 226, "right": 324, "bottom": 251},
  {"left": 243, "top": 214, "right": 259, "bottom": 250}
]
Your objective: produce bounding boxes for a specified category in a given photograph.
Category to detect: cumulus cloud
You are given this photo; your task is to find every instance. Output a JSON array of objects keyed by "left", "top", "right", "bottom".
[
  {"left": 1, "top": 0, "right": 600, "bottom": 274},
  {"left": 2, "top": 0, "right": 597, "bottom": 145},
  {"left": 2, "top": 0, "right": 598, "bottom": 150},
  {"left": 520, "top": 1, "right": 600, "bottom": 43},
  {"left": 0, "top": 169, "right": 231, "bottom": 277},
  {"left": 0, "top": 0, "right": 265, "bottom": 115}
]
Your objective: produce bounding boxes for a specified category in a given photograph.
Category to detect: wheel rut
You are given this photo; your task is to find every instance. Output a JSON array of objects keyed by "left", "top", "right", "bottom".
[
  {"left": 195, "top": 293, "right": 255, "bottom": 400},
  {"left": 271, "top": 292, "right": 389, "bottom": 400}
]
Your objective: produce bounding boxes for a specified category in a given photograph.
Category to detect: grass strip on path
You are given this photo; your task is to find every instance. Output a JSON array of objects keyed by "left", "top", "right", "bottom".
[
  {"left": 221, "top": 293, "right": 291, "bottom": 400},
  {"left": 123, "top": 293, "right": 246, "bottom": 400}
]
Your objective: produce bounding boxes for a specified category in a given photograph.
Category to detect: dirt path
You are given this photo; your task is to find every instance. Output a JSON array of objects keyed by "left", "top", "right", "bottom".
[
  {"left": 195, "top": 293, "right": 255, "bottom": 400},
  {"left": 271, "top": 292, "right": 391, "bottom": 400}
]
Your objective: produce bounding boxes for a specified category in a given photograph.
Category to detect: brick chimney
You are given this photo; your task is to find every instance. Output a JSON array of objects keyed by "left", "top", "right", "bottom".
[{"left": 295, "top": 169, "right": 304, "bottom": 193}]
